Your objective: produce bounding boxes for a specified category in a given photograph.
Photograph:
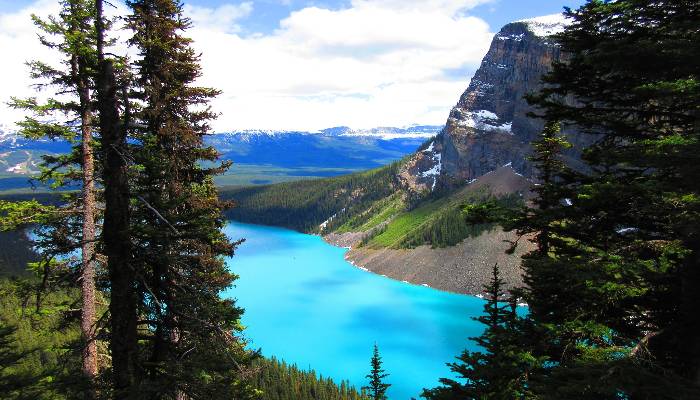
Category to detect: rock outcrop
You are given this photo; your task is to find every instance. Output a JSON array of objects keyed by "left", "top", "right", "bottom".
[
  {"left": 331, "top": 15, "right": 591, "bottom": 294},
  {"left": 401, "top": 14, "right": 588, "bottom": 192}
]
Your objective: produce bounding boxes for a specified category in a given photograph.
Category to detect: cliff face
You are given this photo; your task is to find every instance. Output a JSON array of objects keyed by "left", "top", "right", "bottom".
[{"left": 401, "top": 15, "right": 585, "bottom": 192}]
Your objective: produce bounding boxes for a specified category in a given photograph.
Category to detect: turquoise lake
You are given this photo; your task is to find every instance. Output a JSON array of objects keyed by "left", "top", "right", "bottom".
[{"left": 222, "top": 221, "right": 489, "bottom": 399}]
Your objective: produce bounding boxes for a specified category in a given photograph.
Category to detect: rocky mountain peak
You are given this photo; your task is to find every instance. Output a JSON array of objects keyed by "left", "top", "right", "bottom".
[{"left": 400, "top": 14, "right": 577, "bottom": 193}]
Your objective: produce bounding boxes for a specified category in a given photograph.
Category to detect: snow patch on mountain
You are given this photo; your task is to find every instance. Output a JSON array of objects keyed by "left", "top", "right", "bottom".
[
  {"left": 451, "top": 109, "right": 513, "bottom": 133},
  {"left": 517, "top": 13, "right": 572, "bottom": 37},
  {"left": 419, "top": 142, "right": 442, "bottom": 191},
  {"left": 6, "top": 162, "right": 25, "bottom": 173},
  {"left": 496, "top": 32, "right": 525, "bottom": 41},
  {"left": 319, "top": 208, "right": 345, "bottom": 231},
  {"left": 0, "top": 124, "right": 19, "bottom": 147},
  {"left": 337, "top": 125, "right": 441, "bottom": 140}
]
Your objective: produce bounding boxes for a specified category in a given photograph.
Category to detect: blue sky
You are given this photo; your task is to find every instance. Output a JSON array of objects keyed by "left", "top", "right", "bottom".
[
  {"left": 174, "top": 0, "right": 586, "bottom": 35},
  {"left": 0, "top": 0, "right": 588, "bottom": 130},
  {"left": 0, "top": 1, "right": 586, "bottom": 34}
]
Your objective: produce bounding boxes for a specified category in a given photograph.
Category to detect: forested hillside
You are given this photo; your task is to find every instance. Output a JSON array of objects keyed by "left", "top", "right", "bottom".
[
  {"left": 221, "top": 162, "right": 402, "bottom": 232},
  {"left": 223, "top": 162, "right": 528, "bottom": 250},
  {"left": 0, "top": 277, "right": 367, "bottom": 399},
  {"left": 253, "top": 358, "right": 367, "bottom": 400}
]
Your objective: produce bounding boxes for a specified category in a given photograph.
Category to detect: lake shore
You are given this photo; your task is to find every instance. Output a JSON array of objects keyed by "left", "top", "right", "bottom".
[
  {"left": 324, "top": 229, "right": 534, "bottom": 295},
  {"left": 226, "top": 221, "right": 491, "bottom": 399}
]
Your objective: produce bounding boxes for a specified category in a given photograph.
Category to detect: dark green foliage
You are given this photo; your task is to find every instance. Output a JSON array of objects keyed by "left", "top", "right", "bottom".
[
  {"left": 122, "top": 0, "right": 258, "bottom": 397},
  {"left": 400, "top": 194, "right": 522, "bottom": 249},
  {"left": 363, "top": 344, "right": 390, "bottom": 400},
  {"left": 221, "top": 162, "right": 402, "bottom": 232},
  {"left": 422, "top": 265, "right": 538, "bottom": 400},
  {"left": 0, "top": 231, "right": 39, "bottom": 277},
  {"left": 0, "top": 278, "right": 85, "bottom": 399},
  {"left": 253, "top": 357, "right": 368, "bottom": 400},
  {"left": 507, "top": 0, "right": 700, "bottom": 397}
]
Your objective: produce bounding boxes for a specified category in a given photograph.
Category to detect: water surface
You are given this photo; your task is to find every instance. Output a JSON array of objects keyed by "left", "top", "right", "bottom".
[{"left": 223, "top": 221, "right": 490, "bottom": 399}]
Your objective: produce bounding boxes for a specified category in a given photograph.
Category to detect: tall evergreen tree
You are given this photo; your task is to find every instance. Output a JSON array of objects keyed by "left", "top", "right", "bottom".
[
  {"left": 508, "top": 120, "right": 586, "bottom": 376},
  {"left": 124, "top": 0, "right": 256, "bottom": 397},
  {"left": 8, "top": 0, "right": 101, "bottom": 395},
  {"left": 422, "top": 264, "right": 537, "bottom": 400},
  {"left": 363, "top": 344, "right": 390, "bottom": 400},
  {"left": 94, "top": 0, "right": 140, "bottom": 395},
  {"left": 513, "top": 0, "right": 700, "bottom": 397}
]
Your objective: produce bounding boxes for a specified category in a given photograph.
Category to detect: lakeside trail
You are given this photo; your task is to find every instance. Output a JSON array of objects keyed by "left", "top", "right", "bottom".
[{"left": 324, "top": 228, "right": 534, "bottom": 296}]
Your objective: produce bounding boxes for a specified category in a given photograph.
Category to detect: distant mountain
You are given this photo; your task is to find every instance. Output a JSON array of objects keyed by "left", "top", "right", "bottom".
[
  {"left": 0, "top": 125, "right": 73, "bottom": 190},
  {"left": 209, "top": 125, "right": 441, "bottom": 171},
  {"left": 0, "top": 125, "right": 441, "bottom": 190}
]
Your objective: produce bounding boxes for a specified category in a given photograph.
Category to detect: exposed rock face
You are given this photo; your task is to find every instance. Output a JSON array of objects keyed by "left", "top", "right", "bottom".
[
  {"left": 324, "top": 15, "right": 590, "bottom": 294},
  {"left": 402, "top": 14, "right": 587, "bottom": 192}
]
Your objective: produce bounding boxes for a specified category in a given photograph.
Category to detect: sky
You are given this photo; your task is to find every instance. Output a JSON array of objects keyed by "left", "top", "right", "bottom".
[{"left": 0, "top": 0, "right": 586, "bottom": 132}]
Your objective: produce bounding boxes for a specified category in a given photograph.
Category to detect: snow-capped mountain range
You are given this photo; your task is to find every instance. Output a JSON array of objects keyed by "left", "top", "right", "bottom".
[
  {"left": 0, "top": 124, "right": 441, "bottom": 145},
  {"left": 214, "top": 125, "right": 442, "bottom": 141},
  {"left": 0, "top": 124, "right": 441, "bottom": 189}
]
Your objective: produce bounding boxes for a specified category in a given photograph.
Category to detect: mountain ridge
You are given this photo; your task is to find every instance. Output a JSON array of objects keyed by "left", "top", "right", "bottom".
[
  {"left": 0, "top": 125, "right": 442, "bottom": 189},
  {"left": 313, "top": 14, "right": 581, "bottom": 294},
  {"left": 398, "top": 13, "right": 591, "bottom": 195}
]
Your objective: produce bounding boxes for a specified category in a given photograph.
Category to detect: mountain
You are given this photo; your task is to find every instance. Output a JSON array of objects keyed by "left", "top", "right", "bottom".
[
  {"left": 399, "top": 14, "right": 589, "bottom": 193},
  {"left": 208, "top": 125, "right": 440, "bottom": 171},
  {"left": 0, "top": 125, "right": 441, "bottom": 190},
  {"left": 3, "top": 14, "right": 574, "bottom": 294},
  {"left": 222, "top": 14, "right": 579, "bottom": 294},
  {"left": 0, "top": 126, "right": 73, "bottom": 191}
]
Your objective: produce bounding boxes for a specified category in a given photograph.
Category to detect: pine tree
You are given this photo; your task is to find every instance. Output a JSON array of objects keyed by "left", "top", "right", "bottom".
[
  {"left": 422, "top": 264, "right": 537, "bottom": 400},
  {"left": 363, "top": 344, "right": 390, "bottom": 400},
  {"left": 8, "top": 0, "right": 101, "bottom": 395},
  {"left": 94, "top": 0, "right": 140, "bottom": 395},
  {"left": 123, "top": 0, "right": 256, "bottom": 397},
  {"left": 515, "top": 0, "right": 700, "bottom": 397},
  {"left": 508, "top": 120, "right": 584, "bottom": 372}
]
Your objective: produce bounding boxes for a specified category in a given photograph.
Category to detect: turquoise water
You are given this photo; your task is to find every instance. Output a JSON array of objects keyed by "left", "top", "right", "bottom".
[{"left": 222, "top": 221, "right": 489, "bottom": 399}]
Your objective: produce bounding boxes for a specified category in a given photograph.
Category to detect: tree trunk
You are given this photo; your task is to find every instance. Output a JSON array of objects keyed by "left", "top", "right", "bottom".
[
  {"left": 74, "top": 51, "right": 98, "bottom": 397},
  {"left": 96, "top": 0, "right": 137, "bottom": 396}
]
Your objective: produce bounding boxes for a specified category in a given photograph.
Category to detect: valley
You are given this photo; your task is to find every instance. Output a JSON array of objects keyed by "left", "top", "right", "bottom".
[
  {"left": 2, "top": 15, "right": 571, "bottom": 295},
  {"left": 3, "top": 1, "right": 695, "bottom": 397},
  {"left": 220, "top": 16, "right": 575, "bottom": 294},
  {"left": 0, "top": 125, "right": 441, "bottom": 191}
]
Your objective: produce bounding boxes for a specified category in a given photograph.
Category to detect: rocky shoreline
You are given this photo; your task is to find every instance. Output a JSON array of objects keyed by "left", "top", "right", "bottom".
[{"left": 324, "top": 228, "right": 534, "bottom": 295}]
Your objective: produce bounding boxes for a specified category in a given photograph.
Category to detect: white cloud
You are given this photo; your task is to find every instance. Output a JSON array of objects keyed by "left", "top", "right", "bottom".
[
  {"left": 0, "top": 0, "right": 129, "bottom": 128},
  {"left": 350, "top": 0, "right": 493, "bottom": 13},
  {"left": 0, "top": 0, "right": 61, "bottom": 127},
  {"left": 183, "top": 2, "right": 253, "bottom": 33},
  {"left": 0, "top": 0, "right": 497, "bottom": 131}
]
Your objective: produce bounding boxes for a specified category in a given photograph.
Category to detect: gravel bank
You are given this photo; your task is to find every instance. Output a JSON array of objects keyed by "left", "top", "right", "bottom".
[{"left": 325, "top": 229, "right": 534, "bottom": 295}]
